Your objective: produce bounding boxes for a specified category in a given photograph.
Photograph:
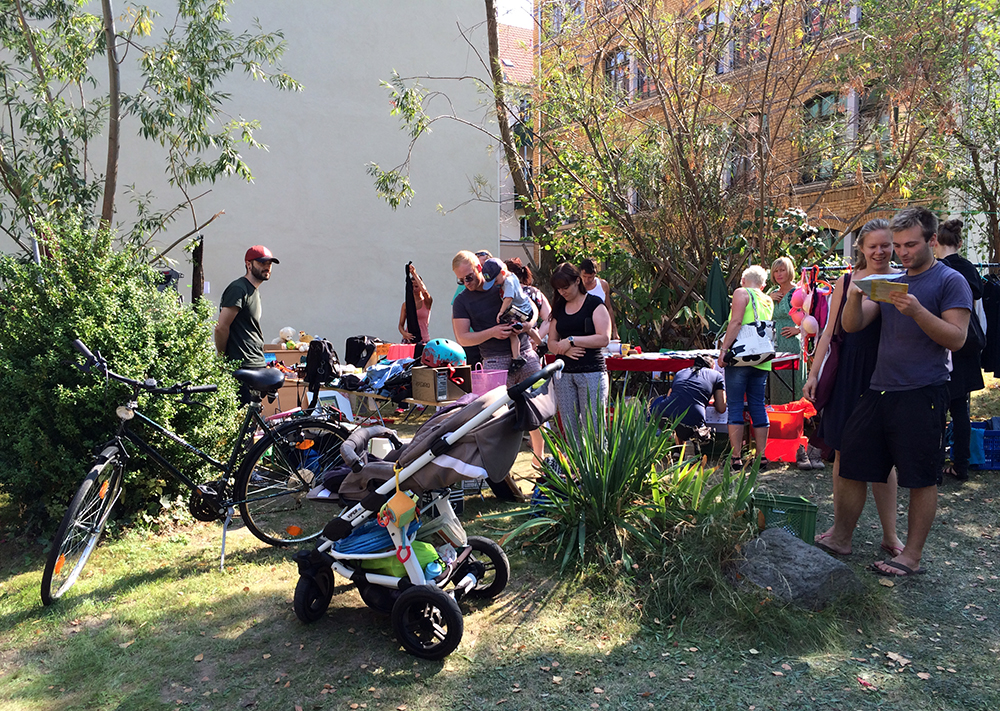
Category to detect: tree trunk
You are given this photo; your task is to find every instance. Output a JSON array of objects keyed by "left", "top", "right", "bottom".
[
  {"left": 191, "top": 235, "right": 204, "bottom": 302},
  {"left": 484, "top": 0, "right": 548, "bottom": 245},
  {"left": 100, "top": 0, "right": 120, "bottom": 226}
]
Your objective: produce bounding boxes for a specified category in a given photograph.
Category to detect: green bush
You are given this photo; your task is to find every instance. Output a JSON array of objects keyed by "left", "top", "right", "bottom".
[{"left": 0, "top": 218, "right": 241, "bottom": 532}]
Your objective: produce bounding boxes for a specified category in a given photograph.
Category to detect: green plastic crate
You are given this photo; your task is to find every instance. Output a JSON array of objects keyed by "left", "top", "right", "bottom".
[{"left": 751, "top": 493, "right": 817, "bottom": 543}]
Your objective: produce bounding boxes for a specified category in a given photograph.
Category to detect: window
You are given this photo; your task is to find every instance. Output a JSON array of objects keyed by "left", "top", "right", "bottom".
[
  {"left": 857, "top": 87, "right": 896, "bottom": 172},
  {"left": 801, "top": 93, "right": 841, "bottom": 183},
  {"left": 635, "top": 61, "right": 656, "bottom": 100},
  {"left": 695, "top": 8, "right": 729, "bottom": 75},
  {"left": 549, "top": 0, "right": 585, "bottom": 36},
  {"left": 733, "top": 0, "right": 772, "bottom": 70},
  {"left": 728, "top": 113, "right": 768, "bottom": 188},
  {"left": 604, "top": 48, "right": 630, "bottom": 99},
  {"left": 803, "top": 0, "right": 854, "bottom": 43}
]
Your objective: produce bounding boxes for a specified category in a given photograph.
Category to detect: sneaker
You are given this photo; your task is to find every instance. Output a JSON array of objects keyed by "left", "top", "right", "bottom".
[
  {"left": 795, "top": 444, "right": 812, "bottom": 471},
  {"left": 508, "top": 357, "right": 526, "bottom": 373}
]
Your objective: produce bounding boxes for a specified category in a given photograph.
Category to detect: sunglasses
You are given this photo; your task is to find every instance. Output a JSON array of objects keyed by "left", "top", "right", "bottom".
[{"left": 456, "top": 268, "right": 479, "bottom": 286}]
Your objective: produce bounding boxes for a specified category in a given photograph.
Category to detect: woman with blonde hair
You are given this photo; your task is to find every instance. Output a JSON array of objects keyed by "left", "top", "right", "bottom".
[
  {"left": 804, "top": 218, "right": 903, "bottom": 556},
  {"left": 718, "top": 264, "right": 773, "bottom": 469},
  {"left": 769, "top": 255, "right": 807, "bottom": 403}
]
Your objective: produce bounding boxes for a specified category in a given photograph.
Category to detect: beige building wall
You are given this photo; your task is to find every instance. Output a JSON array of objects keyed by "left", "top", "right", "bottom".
[{"left": 117, "top": 2, "right": 500, "bottom": 350}]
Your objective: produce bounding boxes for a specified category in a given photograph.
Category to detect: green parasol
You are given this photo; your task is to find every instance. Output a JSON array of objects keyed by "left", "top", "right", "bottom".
[{"left": 705, "top": 256, "right": 730, "bottom": 337}]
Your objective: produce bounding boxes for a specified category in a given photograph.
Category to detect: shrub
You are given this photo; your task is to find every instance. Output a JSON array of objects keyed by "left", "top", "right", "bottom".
[{"left": 0, "top": 218, "right": 241, "bottom": 531}]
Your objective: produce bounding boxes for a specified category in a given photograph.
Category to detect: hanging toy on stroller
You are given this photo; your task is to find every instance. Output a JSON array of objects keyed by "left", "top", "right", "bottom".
[{"left": 291, "top": 361, "right": 562, "bottom": 659}]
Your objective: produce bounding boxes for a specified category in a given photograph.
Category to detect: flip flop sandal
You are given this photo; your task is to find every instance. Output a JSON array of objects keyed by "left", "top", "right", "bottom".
[
  {"left": 880, "top": 543, "right": 905, "bottom": 558},
  {"left": 868, "top": 559, "right": 927, "bottom": 577}
]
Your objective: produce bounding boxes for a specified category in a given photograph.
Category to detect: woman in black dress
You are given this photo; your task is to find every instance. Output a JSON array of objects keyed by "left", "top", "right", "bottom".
[
  {"left": 804, "top": 219, "right": 904, "bottom": 557},
  {"left": 935, "top": 218, "right": 985, "bottom": 482}
]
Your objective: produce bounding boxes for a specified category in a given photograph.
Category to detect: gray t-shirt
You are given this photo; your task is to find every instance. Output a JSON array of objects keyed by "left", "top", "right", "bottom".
[
  {"left": 452, "top": 286, "right": 530, "bottom": 358},
  {"left": 501, "top": 273, "right": 533, "bottom": 313},
  {"left": 869, "top": 260, "right": 973, "bottom": 392}
]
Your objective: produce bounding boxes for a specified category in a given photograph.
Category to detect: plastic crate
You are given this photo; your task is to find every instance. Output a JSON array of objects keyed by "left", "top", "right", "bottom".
[
  {"left": 751, "top": 493, "right": 817, "bottom": 543},
  {"left": 969, "top": 422, "right": 1000, "bottom": 471}
]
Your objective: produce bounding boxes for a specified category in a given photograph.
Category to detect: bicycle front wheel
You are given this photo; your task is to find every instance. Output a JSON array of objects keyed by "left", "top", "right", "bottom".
[
  {"left": 234, "top": 419, "right": 349, "bottom": 545},
  {"left": 40, "top": 447, "right": 123, "bottom": 605}
]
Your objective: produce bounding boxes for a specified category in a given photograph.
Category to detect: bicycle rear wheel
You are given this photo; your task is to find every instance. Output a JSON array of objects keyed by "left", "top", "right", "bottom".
[
  {"left": 234, "top": 419, "right": 349, "bottom": 545},
  {"left": 40, "top": 447, "right": 123, "bottom": 605}
]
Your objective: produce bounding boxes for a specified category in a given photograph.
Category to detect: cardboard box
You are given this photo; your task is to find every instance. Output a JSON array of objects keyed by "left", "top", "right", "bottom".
[{"left": 411, "top": 365, "right": 472, "bottom": 403}]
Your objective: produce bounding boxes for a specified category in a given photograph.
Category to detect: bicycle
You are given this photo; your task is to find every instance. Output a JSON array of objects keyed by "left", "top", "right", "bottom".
[{"left": 40, "top": 339, "right": 351, "bottom": 605}]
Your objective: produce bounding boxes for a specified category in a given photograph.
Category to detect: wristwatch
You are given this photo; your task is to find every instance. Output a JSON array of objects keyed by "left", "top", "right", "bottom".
[{"left": 568, "top": 336, "right": 575, "bottom": 347}]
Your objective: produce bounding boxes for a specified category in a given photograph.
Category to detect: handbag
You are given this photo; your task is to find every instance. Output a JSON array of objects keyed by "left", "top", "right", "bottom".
[
  {"left": 958, "top": 309, "right": 986, "bottom": 357},
  {"left": 729, "top": 291, "right": 775, "bottom": 366},
  {"left": 813, "top": 272, "right": 850, "bottom": 411}
]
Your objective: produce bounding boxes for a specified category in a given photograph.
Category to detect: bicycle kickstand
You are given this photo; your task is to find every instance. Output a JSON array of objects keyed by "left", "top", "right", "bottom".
[{"left": 219, "top": 506, "right": 236, "bottom": 571}]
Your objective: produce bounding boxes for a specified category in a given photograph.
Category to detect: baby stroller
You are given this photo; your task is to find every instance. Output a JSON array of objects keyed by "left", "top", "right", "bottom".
[{"left": 291, "top": 361, "right": 561, "bottom": 659}]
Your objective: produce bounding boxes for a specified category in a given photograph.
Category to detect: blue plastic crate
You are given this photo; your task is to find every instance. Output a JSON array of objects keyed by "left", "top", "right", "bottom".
[{"left": 969, "top": 422, "right": 1000, "bottom": 471}]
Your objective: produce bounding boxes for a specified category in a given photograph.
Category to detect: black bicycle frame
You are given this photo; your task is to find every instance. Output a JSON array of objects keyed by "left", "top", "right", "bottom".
[{"left": 116, "top": 402, "right": 266, "bottom": 495}]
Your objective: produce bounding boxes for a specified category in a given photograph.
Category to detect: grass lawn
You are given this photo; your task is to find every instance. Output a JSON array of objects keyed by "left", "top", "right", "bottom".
[{"left": 0, "top": 378, "right": 998, "bottom": 711}]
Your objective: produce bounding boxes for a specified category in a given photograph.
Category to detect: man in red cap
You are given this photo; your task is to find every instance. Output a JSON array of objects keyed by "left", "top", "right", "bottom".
[{"left": 214, "top": 246, "right": 279, "bottom": 387}]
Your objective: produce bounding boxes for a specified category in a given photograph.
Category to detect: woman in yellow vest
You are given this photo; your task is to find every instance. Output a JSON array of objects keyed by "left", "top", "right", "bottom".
[{"left": 718, "top": 265, "right": 774, "bottom": 469}]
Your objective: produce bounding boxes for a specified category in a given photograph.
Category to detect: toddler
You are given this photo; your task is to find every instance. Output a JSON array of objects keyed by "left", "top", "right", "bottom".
[{"left": 481, "top": 258, "right": 535, "bottom": 371}]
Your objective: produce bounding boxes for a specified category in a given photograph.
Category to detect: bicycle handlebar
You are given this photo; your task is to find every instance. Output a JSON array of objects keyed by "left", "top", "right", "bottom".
[{"left": 71, "top": 337, "right": 218, "bottom": 399}]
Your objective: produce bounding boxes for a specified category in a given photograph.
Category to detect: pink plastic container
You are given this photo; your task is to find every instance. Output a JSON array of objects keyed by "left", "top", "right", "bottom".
[
  {"left": 471, "top": 364, "right": 507, "bottom": 395},
  {"left": 386, "top": 343, "right": 416, "bottom": 361}
]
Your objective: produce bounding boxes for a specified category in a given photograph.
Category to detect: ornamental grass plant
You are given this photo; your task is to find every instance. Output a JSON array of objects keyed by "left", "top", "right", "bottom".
[{"left": 498, "top": 395, "right": 759, "bottom": 617}]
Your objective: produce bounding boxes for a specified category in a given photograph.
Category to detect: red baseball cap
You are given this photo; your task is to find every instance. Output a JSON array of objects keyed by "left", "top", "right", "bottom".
[{"left": 244, "top": 245, "right": 280, "bottom": 264}]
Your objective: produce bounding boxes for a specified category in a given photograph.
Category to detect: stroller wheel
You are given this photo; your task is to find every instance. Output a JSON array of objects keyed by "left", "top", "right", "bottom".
[
  {"left": 293, "top": 569, "right": 334, "bottom": 623},
  {"left": 391, "top": 585, "right": 463, "bottom": 660},
  {"left": 460, "top": 536, "right": 510, "bottom": 600}
]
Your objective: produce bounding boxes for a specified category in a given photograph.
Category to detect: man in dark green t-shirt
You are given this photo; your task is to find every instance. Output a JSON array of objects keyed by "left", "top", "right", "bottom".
[{"left": 214, "top": 245, "right": 279, "bottom": 372}]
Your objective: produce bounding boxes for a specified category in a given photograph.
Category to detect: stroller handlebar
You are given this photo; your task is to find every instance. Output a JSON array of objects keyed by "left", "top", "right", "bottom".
[{"left": 507, "top": 360, "right": 563, "bottom": 399}]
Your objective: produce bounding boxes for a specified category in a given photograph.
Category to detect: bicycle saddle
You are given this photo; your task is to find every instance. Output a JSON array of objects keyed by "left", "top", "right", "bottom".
[{"left": 233, "top": 367, "right": 285, "bottom": 395}]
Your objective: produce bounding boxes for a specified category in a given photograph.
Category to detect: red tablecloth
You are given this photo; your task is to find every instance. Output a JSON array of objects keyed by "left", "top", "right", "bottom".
[{"left": 605, "top": 352, "right": 799, "bottom": 373}]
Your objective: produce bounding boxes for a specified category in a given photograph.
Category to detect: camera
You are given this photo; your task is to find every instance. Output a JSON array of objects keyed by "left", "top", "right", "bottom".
[{"left": 511, "top": 322, "right": 524, "bottom": 332}]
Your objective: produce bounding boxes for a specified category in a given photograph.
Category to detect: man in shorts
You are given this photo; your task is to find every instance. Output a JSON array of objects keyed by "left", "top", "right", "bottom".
[
  {"left": 833, "top": 206, "right": 972, "bottom": 576},
  {"left": 450, "top": 250, "right": 539, "bottom": 386}
]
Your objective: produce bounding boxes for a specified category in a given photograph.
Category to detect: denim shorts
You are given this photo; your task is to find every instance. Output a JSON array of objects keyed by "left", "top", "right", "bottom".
[{"left": 724, "top": 366, "right": 769, "bottom": 427}]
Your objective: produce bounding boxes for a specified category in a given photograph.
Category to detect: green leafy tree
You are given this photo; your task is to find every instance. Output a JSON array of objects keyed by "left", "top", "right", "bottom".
[
  {"left": 373, "top": 0, "right": 975, "bottom": 348},
  {"left": 0, "top": 217, "right": 242, "bottom": 530},
  {"left": 0, "top": 0, "right": 299, "bottom": 272}
]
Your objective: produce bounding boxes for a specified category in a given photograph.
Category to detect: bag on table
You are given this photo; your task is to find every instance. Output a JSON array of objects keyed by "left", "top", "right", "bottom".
[
  {"left": 729, "top": 293, "right": 775, "bottom": 366},
  {"left": 813, "top": 271, "right": 850, "bottom": 411}
]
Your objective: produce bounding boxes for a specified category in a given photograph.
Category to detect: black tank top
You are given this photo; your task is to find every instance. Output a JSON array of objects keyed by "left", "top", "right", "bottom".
[{"left": 554, "top": 294, "right": 606, "bottom": 373}]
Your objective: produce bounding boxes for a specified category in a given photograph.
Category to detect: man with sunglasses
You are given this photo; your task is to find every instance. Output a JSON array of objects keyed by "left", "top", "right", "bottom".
[
  {"left": 451, "top": 250, "right": 539, "bottom": 385},
  {"left": 215, "top": 246, "right": 280, "bottom": 380}
]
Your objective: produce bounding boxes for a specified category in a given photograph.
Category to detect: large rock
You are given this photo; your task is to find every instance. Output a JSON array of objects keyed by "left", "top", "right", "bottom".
[{"left": 735, "top": 528, "right": 863, "bottom": 610}]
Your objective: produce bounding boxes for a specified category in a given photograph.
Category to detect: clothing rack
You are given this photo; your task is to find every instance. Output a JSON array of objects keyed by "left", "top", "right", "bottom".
[{"left": 814, "top": 262, "right": 1000, "bottom": 273}]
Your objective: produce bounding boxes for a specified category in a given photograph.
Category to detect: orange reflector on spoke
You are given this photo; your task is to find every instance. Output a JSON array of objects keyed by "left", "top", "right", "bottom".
[
  {"left": 285, "top": 525, "right": 303, "bottom": 537},
  {"left": 99, "top": 480, "right": 109, "bottom": 499},
  {"left": 54, "top": 554, "right": 65, "bottom": 574},
  {"left": 295, "top": 440, "right": 315, "bottom": 450}
]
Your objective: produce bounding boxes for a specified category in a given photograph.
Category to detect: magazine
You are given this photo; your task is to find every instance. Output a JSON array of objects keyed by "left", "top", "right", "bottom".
[{"left": 854, "top": 273, "right": 908, "bottom": 303}]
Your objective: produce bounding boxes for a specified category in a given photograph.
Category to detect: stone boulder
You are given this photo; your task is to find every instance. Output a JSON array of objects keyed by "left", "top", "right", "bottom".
[{"left": 735, "top": 528, "right": 863, "bottom": 610}]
